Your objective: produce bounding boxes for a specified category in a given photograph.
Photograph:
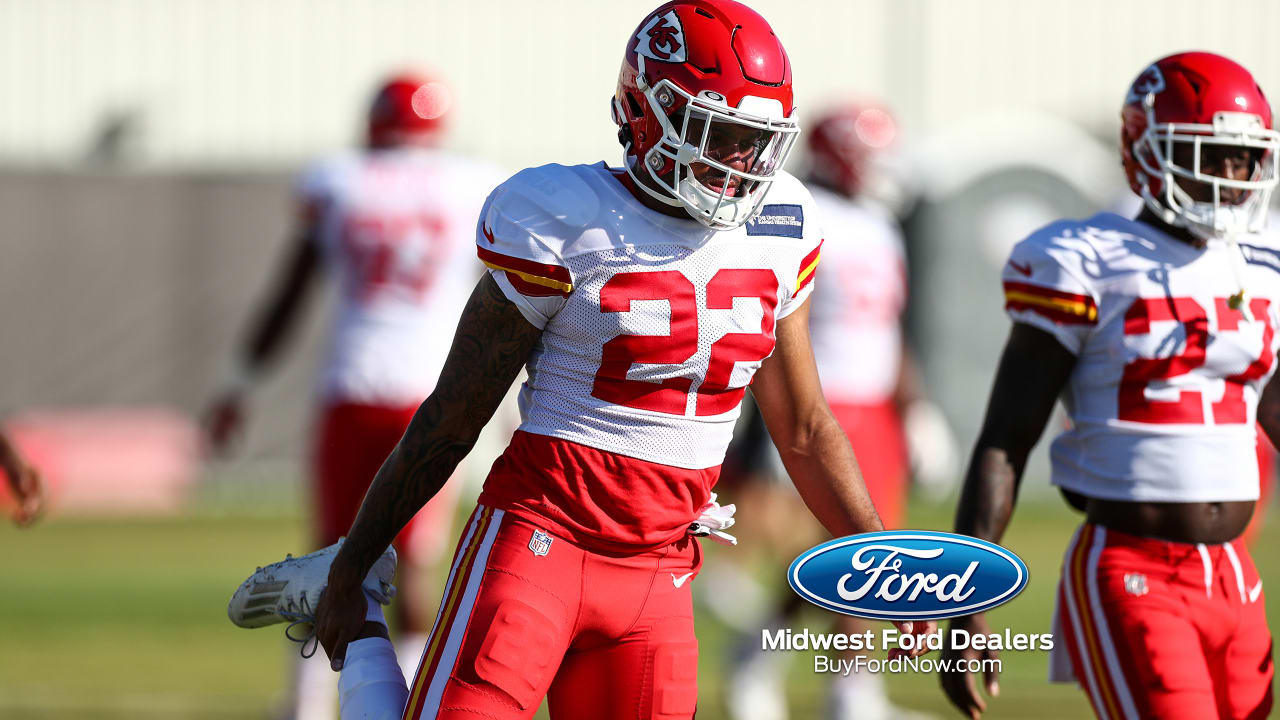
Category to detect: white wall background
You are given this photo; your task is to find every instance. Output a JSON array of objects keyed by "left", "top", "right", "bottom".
[{"left": 2, "top": 0, "right": 1280, "bottom": 170}]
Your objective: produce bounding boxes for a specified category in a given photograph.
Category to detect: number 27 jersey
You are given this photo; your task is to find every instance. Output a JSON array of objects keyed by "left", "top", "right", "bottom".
[
  {"left": 478, "top": 163, "right": 822, "bottom": 471},
  {"left": 1004, "top": 212, "right": 1280, "bottom": 502}
]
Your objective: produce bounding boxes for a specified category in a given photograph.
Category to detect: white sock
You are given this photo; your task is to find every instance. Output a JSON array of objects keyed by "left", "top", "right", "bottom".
[{"left": 338, "top": 636, "right": 409, "bottom": 720}]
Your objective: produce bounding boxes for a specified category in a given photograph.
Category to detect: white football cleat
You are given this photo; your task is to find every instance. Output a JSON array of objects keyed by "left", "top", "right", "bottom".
[{"left": 227, "top": 538, "right": 397, "bottom": 632}]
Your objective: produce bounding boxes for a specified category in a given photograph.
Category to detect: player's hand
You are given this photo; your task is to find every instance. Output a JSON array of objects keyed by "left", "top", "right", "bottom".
[
  {"left": 940, "top": 613, "right": 1000, "bottom": 719},
  {"left": 203, "top": 391, "right": 245, "bottom": 456},
  {"left": 316, "top": 557, "right": 372, "bottom": 672},
  {"left": 7, "top": 460, "right": 44, "bottom": 527},
  {"left": 888, "top": 619, "right": 937, "bottom": 660}
]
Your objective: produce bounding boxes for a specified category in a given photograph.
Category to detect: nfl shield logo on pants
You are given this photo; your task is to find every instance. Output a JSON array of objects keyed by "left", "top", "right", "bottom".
[
  {"left": 529, "top": 529, "right": 553, "bottom": 557},
  {"left": 1124, "top": 573, "right": 1148, "bottom": 597}
]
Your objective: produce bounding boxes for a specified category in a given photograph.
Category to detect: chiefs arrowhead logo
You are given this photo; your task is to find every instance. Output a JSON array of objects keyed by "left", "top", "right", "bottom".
[
  {"left": 635, "top": 10, "right": 687, "bottom": 63},
  {"left": 1126, "top": 64, "right": 1165, "bottom": 104}
]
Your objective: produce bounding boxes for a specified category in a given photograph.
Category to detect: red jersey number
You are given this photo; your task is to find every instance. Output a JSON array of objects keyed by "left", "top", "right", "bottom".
[
  {"left": 591, "top": 269, "right": 780, "bottom": 416},
  {"left": 1118, "top": 296, "right": 1273, "bottom": 424},
  {"left": 341, "top": 212, "right": 447, "bottom": 301}
]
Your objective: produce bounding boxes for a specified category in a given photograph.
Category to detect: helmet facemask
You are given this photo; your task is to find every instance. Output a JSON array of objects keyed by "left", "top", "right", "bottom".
[
  {"left": 1133, "top": 93, "right": 1280, "bottom": 241},
  {"left": 623, "top": 62, "right": 799, "bottom": 230}
]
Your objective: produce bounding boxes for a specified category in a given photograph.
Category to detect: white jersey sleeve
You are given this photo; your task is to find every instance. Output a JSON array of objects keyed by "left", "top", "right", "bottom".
[
  {"left": 760, "top": 179, "right": 823, "bottom": 320},
  {"left": 1002, "top": 224, "right": 1101, "bottom": 354},
  {"left": 476, "top": 168, "right": 579, "bottom": 329}
]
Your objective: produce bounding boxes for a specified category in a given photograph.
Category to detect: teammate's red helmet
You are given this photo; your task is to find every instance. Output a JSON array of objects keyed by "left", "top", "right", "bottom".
[
  {"left": 367, "top": 73, "right": 452, "bottom": 148},
  {"left": 807, "top": 103, "right": 898, "bottom": 198},
  {"left": 613, "top": 0, "right": 800, "bottom": 229},
  {"left": 1121, "top": 52, "right": 1280, "bottom": 239}
]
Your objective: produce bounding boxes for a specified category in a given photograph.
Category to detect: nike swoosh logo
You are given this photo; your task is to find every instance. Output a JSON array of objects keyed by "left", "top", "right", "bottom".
[
  {"left": 1008, "top": 259, "right": 1033, "bottom": 276},
  {"left": 671, "top": 572, "right": 695, "bottom": 588},
  {"left": 482, "top": 224, "right": 496, "bottom": 244}
]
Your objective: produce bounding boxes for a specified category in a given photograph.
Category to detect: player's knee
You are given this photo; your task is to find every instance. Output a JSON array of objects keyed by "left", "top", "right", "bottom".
[{"left": 472, "top": 599, "right": 560, "bottom": 711}]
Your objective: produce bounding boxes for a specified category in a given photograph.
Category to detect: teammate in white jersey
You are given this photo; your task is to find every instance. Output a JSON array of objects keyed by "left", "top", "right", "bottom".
[
  {"left": 941, "top": 52, "right": 1280, "bottom": 720},
  {"left": 205, "top": 72, "right": 502, "bottom": 718},
  {"left": 224, "top": 2, "right": 929, "bottom": 718}
]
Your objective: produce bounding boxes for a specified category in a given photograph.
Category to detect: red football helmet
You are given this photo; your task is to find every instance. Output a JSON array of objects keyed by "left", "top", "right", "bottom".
[
  {"left": 1121, "top": 52, "right": 1280, "bottom": 239},
  {"left": 807, "top": 103, "right": 898, "bottom": 198},
  {"left": 613, "top": 0, "right": 800, "bottom": 229},
  {"left": 367, "top": 72, "right": 452, "bottom": 148}
]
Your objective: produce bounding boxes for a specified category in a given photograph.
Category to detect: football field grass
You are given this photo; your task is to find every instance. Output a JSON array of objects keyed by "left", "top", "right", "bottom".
[{"left": 1, "top": 499, "right": 1276, "bottom": 719}]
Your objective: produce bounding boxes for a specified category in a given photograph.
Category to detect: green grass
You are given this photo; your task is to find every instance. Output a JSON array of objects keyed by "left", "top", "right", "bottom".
[{"left": 0, "top": 501, "right": 1275, "bottom": 718}]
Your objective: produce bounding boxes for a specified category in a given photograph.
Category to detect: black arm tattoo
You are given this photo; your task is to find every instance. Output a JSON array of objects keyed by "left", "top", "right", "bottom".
[{"left": 333, "top": 274, "right": 543, "bottom": 579}]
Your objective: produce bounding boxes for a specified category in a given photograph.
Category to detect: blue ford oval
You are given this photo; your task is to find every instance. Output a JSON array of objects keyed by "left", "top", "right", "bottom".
[{"left": 787, "top": 530, "right": 1028, "bottom": 620}]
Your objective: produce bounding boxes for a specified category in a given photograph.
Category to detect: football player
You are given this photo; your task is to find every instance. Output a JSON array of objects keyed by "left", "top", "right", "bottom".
[
  {"left": 205, "top": 72, "right": 503, "bottom": 718},
  {"left": 228, "top": 1, "right": 933, "bottom": 718},
  {"left": 940, "top": 52, "right": 1280, "bottom": 720},
  {"left": 0, "top": 425, "right": 43, "bottom": 526}
]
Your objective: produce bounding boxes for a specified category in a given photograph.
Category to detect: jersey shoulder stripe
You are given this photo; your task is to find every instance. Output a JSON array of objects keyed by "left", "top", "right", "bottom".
[
  {"left": 475, "top": 163, "right": 596, "bottom": 300},
  {"left": 795, "top": 238, "right": 823, "bottom": 296},
  {"left": 1003, "top": 280, "right": 1098, "bottom": 324},
  {"left": 477, "top": 245, "right": 573, "bottom": 297}
]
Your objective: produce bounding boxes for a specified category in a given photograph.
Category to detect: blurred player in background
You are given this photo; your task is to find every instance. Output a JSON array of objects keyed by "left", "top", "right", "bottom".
[
  {"left": 227, "top": 1, "right": 934, "bottom": 717},
  {"left": 205, "top": 71, "right": 503, "bottom": 719},
  {"left": 941, "top": 52, "right": 1279, "bottom": 719},
  {"left": 0, "top": 425, "right": 44, "bottom": 526},
  {"left": 724, "top": 103, "right": 955, "bottom": 720}
]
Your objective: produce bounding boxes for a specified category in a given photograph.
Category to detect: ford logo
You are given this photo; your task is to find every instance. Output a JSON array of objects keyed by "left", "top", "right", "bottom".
[{"left": 787, "top": 530, "right": 1028, "bottom": 620}]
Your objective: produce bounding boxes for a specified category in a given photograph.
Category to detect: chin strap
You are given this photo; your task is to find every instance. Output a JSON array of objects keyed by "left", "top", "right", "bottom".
[{"left": 622, "top": 154, "right": 684, "bottom": 208}]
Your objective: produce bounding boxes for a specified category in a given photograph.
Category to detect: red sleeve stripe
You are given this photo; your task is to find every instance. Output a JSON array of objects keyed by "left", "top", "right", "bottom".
[
  {"left": 477, "top": 246, "right": 573, "bottom": 297},
  {"left": 794, "top": 239, "right": 823, "bottom": 297},
  {"left": 1003, "top": 280, "right": 1097, "bottom": 324}
]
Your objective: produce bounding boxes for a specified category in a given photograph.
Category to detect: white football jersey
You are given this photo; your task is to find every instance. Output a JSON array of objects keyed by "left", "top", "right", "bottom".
[
  {"left": 298, "top": 148, "right": 504, "bottom": 405},
  {"left": 807, "top": 186, "right": 906, "bottom": 404},
  {"left": 478, "top": 162, "right": 824, "bottom": 470},
  {"left": 1004, "top": 212, "right": 1280, "bottom": 502}
]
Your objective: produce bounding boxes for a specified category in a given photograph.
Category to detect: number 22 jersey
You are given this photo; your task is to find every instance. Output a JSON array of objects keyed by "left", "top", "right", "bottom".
[
  {"left": 475, "top": 162, "right": 823, "bottom": 551},
  {"left": 1004, "top": 212, "right": 1280, "bottom": 503}
]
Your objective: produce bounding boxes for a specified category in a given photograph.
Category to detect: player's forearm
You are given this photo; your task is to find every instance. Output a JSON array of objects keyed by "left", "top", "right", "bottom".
[
  {"left": 239, "top": 233, "right": 320, "bottom": 372},
  {"left": 780, "top": 411, "right": 884, "bottom": 537},
  {"left": 328, "top": 275, "right": 540, "bottom": 585},
  {"left": 336, "top": 403, "right": 483, "bottom": 578},
  {"left": 953, "top": 444, "right": 1021, "bottom": 542}
]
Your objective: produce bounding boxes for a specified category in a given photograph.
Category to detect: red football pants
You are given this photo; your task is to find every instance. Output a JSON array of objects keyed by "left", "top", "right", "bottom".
[
  {"left": 401, "top": 505, "right": 702, "bottom": 720},
  {"left": 1058, "top": 524, "right": 1273, "bottom": 720},
  {"left": 313, "top": 401, "right": 455, "bottom": 563}
]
